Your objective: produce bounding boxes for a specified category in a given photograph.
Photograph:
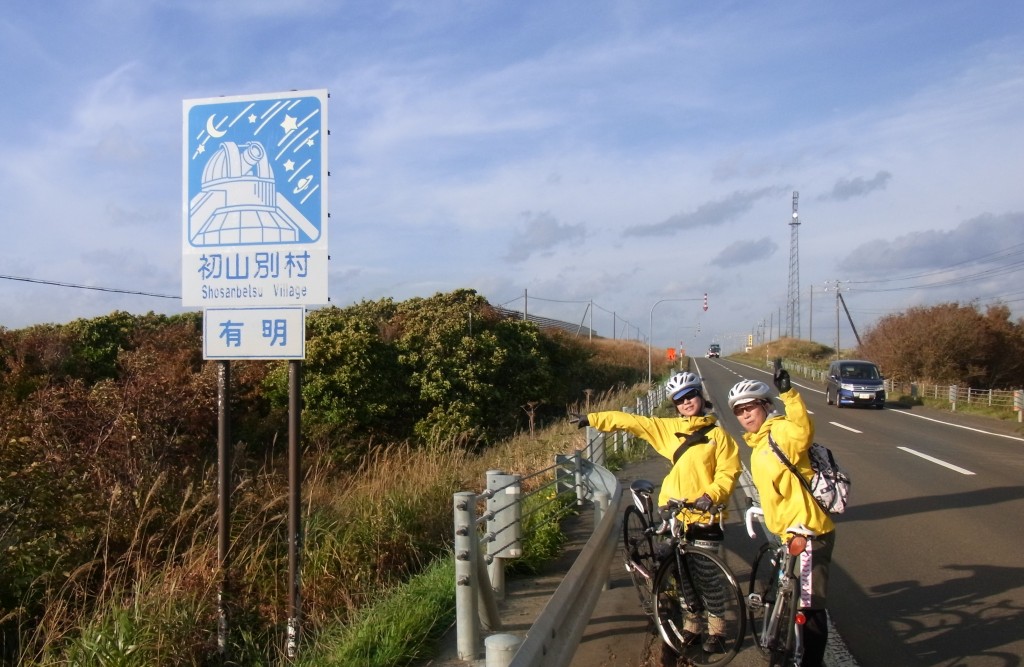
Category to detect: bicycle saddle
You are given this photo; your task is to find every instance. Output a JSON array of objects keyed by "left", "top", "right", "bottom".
[{"left": 630, "top": 479, "right": 655, "bottom": 495}]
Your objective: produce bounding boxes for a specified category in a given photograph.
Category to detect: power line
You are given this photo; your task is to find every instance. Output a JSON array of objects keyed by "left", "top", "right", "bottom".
[
  {"left": 0, "top": 273, "right": 180, "bottom": 300},
  {"left": 847, "top": 243, "right": 1024, "bottom": 290},
  {"left": 852, "top": 258, "right": 1024, "bottom": 293}
]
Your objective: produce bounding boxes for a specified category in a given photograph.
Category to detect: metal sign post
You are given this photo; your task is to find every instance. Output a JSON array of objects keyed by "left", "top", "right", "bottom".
[
  {"left": 184, "top": 89, "right": 328, "bottom": 661},
  {"left": 287, "top": 360, "right": 302, "bottom": 658},
  {"left": 217, "top": 361, "right": 232, "bottom": 658}
]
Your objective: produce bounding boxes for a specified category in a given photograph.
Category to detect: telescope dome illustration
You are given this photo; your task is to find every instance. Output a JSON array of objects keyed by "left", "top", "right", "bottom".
[{"left": 189, "top": 141, "right": 319, "bottom": 246}]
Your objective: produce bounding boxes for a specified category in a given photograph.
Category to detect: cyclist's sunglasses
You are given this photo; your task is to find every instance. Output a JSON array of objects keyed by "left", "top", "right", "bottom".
[{"left": 673, "top": 390, "right": 702, "bottom": 404}]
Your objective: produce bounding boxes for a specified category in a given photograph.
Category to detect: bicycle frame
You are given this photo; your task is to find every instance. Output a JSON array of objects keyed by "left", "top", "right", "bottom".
[
  {"left": 651, "top": 497, "right": 745, "bottom": 665},
  {"left": 624, "top": 481, "right": 727, "bottom": 607},
  {"left": 745, "top": 505, "right": 813, "bottom": 666}
]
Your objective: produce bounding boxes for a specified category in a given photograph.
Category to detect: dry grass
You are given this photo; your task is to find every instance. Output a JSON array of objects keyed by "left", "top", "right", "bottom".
[
  {"left": 14, "top": 380, "right": 651, "bottom": 665},
  {"left": 731, "top": 337, "right": 836, "bottom": 369}
]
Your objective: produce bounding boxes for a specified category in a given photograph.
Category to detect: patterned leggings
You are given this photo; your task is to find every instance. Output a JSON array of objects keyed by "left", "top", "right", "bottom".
[{"left": 681, "top": 523, "right": 727, "bottom": 634}]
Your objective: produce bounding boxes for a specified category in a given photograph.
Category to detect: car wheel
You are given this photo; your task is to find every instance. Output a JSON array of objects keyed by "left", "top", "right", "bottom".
[{"left": 826, "top": 389, "right": 833, "bottom": 406}]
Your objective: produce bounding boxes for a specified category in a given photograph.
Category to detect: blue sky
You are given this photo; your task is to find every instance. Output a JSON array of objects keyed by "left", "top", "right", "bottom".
[{"left": 2, "top": 1, "right": 1024, "bottom": 356}]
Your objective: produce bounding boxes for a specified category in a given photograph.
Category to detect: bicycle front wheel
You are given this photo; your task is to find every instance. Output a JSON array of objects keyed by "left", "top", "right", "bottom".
[
  {"left": 622, "top": 505, "right": 656, "bottom": 614},
  {"left": 653, "top": 546, "right": 745, "bottom": 666}
]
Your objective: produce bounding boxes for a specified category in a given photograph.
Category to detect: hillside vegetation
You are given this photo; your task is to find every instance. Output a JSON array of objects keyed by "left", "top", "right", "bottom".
[
  {"left": 0, "top": 289, "right": 666, "bottom": 665},
  {"left": 733, "top": 302, "right": 1024, "bottom": 389}
]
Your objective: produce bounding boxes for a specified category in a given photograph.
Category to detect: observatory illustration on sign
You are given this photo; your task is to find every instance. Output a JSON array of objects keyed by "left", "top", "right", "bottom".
[
  {"left": 185, "top": 92, "right": 325, "bottom": 249},
  {"left": 189, "top": 140, "right": 319, "bottom": 246}
]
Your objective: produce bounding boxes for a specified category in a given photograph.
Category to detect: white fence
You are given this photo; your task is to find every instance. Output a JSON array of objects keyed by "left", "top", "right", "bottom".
[{"left": 780, "top": 361, "right": 1022, "bottom": 413}]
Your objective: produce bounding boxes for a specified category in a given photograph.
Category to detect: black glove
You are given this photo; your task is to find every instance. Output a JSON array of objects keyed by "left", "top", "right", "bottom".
[
  {"left": 569, "top": 412, "right": 589, "bottom": 429},
  {"left": 774, "top": 368, "right": 792, "bottom": 393},
  {"left": 694, "top": 493, "right": 714, "bottom": 513}
]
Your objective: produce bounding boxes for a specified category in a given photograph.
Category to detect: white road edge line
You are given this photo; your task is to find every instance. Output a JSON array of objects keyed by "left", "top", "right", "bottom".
[
  {"left": 888, "top": 408, "right": 1024, "bottom": 442},
  {"left": 897, "top": 446, "right": 976, "bottom": 475},
  {"left": 829, "top": 422, "right": 862, "bottom": 433}
]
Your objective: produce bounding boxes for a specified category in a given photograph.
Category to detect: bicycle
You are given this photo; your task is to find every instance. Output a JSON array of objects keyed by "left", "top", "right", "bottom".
[
  {"left": 744, "top": 504, "right": 816, "bottom": 666},
  {"left": 622, "top": 479, "right": 659, "bottom": 614},
  {"left": 622, "top": 481, "right": 746, "bottom": 666}
]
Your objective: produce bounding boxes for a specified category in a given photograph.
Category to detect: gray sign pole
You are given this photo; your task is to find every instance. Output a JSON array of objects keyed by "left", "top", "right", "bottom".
[
  {"left": 286, "top": 360, "right": 303, "bottom": 658},
  {"left": 217, "top": 360, "right": 232, "bottom": 660}
]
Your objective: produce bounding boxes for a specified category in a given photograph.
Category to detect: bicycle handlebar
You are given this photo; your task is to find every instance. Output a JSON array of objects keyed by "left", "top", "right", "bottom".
[
  {"left": 744, "top": 504, "right": 817, "bottom": 540},
  {"left": 660, "top": 497, "right": 727, "bottom": 515},
  {"left": 659, "top": 498, "right": 727, "bottom": 533},
  {"left": 744, "top": 505, "right": 764, "bottom": 539}
]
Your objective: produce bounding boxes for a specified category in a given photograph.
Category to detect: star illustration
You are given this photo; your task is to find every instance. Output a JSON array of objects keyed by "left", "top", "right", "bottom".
[
  {"left": 306, "top": 138, "right": 315, "bottom": 147},
  {"left": 283, "top": 159, "right": 295, "bottom": 171},
  {"left": 248, "top": 114, "right": 257, "bottom": 123},
  {"left": 196, "top": 144, "right": 205, "bottom": 154},
  {"left": 281, "top": 115, "right": 298, "bottom": 132}
]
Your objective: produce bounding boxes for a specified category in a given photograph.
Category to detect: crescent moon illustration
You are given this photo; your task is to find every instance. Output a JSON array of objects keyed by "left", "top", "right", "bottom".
[{"left": 206, "top": 114, "right": 227, "bottom": 138}]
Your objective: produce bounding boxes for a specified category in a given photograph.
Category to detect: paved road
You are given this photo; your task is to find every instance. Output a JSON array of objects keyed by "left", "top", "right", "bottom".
[
  {"left": 571, "top": 453, "right": 774, "bottom": 667},
  {"left": 426, "top": 362, "right": 1024, "bottom": 666}
]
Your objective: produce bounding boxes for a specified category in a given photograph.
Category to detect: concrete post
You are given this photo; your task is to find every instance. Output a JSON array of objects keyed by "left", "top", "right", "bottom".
[
  {"left": 485, "top": 634, "right": 523, "bottom": 667},
  {"left": 454, "top": 491, "right": 479, "bottom": 660}
]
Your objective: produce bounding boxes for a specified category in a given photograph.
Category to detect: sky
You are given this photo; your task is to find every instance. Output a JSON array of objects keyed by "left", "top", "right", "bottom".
[{"left": 2, "top": 1, "right": 1024, "bottom": 356}]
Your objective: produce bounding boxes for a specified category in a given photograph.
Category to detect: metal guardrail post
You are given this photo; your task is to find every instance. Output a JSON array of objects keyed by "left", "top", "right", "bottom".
[
  {"left": 593, "top": 490, "right": 611, "bottom": 591},
  {"left": 454, "top": 491, "right": 479, "bottom": 660},
  {"left": 487, "top": 471, "right": 522, "bottom": 600},
  {"left": 574, "top": 449, "right": 586, "bottom": 506},
  {"left": 476, "top": 541, "right": 502, "bottom": 632},
  {"left": 590, "top": 429, "right": 605, "bottom": 468}
]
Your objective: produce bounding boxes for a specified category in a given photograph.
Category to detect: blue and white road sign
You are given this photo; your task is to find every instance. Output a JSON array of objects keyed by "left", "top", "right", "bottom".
[
  {"left": 182, "top": 90, "right": 328, "bottom": 307},
  {"left": 203, "top": 307, "right": 306, "bottom": 360}
]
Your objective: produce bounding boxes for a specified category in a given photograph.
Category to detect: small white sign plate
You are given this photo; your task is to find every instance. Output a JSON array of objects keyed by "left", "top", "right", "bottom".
[{"left": 203, "top": 307, "right": 305, "bottom": 360}]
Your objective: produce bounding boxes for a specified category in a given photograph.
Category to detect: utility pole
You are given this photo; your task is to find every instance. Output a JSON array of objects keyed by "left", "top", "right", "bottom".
[
  {"left": 786, "top": 191, "right": 802, "bottom": 339},
  {"left": 823, "top": 280, "right": 840, "bottom": 358},
  {"left": 808, "top": 284, "right": 813, "bottom": 343},
  {"left": 835, "top": 285, "right": 840, "bottom": 359},
  {"left": 824, "top": 280, "right": 862, "bottom": 358}
]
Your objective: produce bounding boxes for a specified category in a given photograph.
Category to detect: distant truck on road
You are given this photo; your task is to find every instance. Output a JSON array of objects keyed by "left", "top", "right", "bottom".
[{"left": 706, "top": 343, "right": 721, "bottom": 358}]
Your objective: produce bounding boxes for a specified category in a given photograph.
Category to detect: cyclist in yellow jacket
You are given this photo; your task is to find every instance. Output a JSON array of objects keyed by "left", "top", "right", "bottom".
[
  {"left": 574, "top": 371, "right": 741, "bottom": 527},
  {"left": 728, "top": 367, "right": 835, "bottom": 667},
  {"left": 573, "top": 370, "right": 741, "bottom": 654}
]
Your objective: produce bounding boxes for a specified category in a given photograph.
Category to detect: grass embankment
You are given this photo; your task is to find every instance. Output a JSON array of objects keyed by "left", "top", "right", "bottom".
[
  {"left": 16, "top": 337, "right": 659, "bottom": 666},
  {"left": 298, "top": 386, "right": 654, "bottom": 667}
]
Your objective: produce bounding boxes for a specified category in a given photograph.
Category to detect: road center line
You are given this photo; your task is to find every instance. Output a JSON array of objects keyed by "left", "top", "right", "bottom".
[
  {"left": 898, "top": 446, "right": 976, "bottom": 475},
  {"left": 829, "top": 422, "right": 862, "bottom": 433}
]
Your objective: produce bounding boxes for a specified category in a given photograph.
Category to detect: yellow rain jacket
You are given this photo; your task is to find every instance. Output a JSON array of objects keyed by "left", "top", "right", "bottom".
[
  {"left": 587, "top": 411, "right": 741, "bottom": 526},
  {"left": 742, "top": 388, "right": 835, "bottom": 537}
]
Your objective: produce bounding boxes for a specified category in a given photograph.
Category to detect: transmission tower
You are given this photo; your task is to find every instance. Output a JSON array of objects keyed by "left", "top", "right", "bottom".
[{"left": 786, "top": 191, "right": 801, "bottom": 338}]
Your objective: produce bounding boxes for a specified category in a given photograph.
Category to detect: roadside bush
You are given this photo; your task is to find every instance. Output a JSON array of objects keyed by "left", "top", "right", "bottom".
[
  {"left": 860, "top": 302, "right": 1024, "bottom": 387},
  {"left": 0, "top": 293, "right": 652, "bottom": 664}
]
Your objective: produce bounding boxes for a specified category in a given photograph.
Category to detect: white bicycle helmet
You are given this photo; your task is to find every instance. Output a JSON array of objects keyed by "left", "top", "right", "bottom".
[
  {"left": 666, "top": 371, "right": 702, "bottom": 401},
  {"left": 727, "top": 379, "right": 772, "bottom": 410}
]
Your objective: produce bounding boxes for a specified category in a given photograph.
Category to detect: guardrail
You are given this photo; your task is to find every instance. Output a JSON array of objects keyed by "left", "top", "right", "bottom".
[{"left": 451, "top": 385, "right": 664, "bottom": 665}]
